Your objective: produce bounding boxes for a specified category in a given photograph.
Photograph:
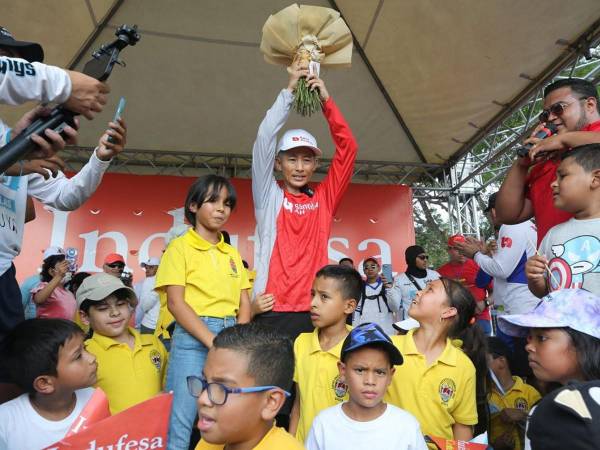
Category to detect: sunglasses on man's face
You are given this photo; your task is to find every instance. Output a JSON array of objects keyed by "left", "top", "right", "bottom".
[
  {"left": 107, "top": 263, "right": 124, "bottom": 269},
  {"left": 538, "top": 97, "right": 587, "bottom": 123}
]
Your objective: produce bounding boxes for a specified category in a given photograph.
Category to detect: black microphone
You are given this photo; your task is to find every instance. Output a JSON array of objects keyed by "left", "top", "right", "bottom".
[{"left": 516, "top": 123, "right": 558, "bottom": 158}]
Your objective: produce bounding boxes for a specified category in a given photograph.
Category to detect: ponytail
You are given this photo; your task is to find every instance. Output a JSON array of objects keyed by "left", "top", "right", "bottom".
[{"left": 441, "top": 277, "right": 490, "bottom": 436}]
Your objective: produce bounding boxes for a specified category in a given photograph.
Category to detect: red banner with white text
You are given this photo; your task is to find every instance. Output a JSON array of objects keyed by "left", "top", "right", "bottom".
[
  {"left": 15, "top": 174, "right": 414, "bottom": 283},
  {"left": 44, "top": 392, "right": 172, "bottom": 450}
]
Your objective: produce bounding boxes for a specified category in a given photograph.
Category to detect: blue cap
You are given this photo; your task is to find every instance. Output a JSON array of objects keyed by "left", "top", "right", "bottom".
[{"left": 341, "top": 323, "right": 403, "bottom": 365}]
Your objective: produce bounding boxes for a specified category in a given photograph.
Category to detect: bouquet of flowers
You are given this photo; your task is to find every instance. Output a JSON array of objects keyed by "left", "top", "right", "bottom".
[{"left": 260, "top": 4, "right": 353, "bottom": 116}]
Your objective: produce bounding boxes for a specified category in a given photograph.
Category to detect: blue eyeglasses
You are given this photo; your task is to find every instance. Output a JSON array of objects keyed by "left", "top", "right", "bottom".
[{"left": 187, "top": 376, "right": 291, "bottom": 405}]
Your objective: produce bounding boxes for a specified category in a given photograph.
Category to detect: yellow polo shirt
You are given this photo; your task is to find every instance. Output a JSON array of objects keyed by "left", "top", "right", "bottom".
[
  {"left": 293, "top": 326, "right": 351, "bottom": 443},
  {"left": 385, "top": 329, "right": 477, "bottom": 442},
  {"left": 195, "top": 425, "right": 304, "bottom": 450},
  {"left": 155, "top": 229, "right": 250, "bottom": 318},
  {"left": 85, "top": 328, "right": 168, "bottom": 414},
  {"left": 489, "top": 376, "right": 541, "bottom": 450}
]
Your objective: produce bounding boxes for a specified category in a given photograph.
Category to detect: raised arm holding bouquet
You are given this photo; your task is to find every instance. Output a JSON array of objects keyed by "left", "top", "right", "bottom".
[{"left": 261, "top": 3, "right": 352, "bottom": 116}]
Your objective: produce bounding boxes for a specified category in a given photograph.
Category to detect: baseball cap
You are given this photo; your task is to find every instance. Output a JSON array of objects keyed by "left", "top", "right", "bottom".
[
  {"left": 43, "top": 246, "right": 65, "bottom": 260},
  {"left": 341, "top": 322, "right": 403, "bottom": 365},
  {"left": 497, "top": 289, "right": 600, "bottom": 339},
  {"left": 447, "top": 234, "right": 466, "bottom": 247},
  {"left": 103, "top": 253, "right": 125, "bottom": 265},
  {"left": 277, "top": 129, "right": 322, "bottom": 157},
  {"left": 484, "top": 193, "right": 497, "bottom": 212},
  {"left": 75, "top": 272, "right": 137, "bottom": 308},
  {"left": 392, "top": 317, "right": 420, "bottom": 332},
  {"left": 0, "top": 27, "right": 44, "bottom": 62},
  {"left": 527, "top": 380, "right": 600, "bottom": 449},
  {"left": 140, "top": 257, "right": 161, "bottom": 268}
]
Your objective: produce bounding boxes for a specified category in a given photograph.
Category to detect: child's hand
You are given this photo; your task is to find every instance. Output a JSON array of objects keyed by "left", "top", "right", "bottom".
[
  {"left": 252, "top": 293, "right": 275, "bottom": 315},
  {"left": 525, "top": 255, "right": 548, "bottom": 281},
  {"left": 54, "top": 260, "right": 70, "bottom": 278},
  {"left": 96, "top": 118, "right": 127, "bottom": 161},
  {"left": 306, "top": 75, "right": 330, "bottom": 102},
  {"left": 286, "top": 60, "right": 309, "bottom": 92}
]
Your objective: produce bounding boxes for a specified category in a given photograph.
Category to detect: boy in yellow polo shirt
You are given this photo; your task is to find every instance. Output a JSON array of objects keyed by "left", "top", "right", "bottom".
[
  {"left": 77, "top": 273, "right": 167, "bottom": 414},
  {"left": 191, "top": 323, "right": 303, "bottom": 450},
  {"left": 289, "top": 265, "right": 362, "bottom": 442},
  {"left": 487, "top": 337, "right": 540, "bottom": 450}
]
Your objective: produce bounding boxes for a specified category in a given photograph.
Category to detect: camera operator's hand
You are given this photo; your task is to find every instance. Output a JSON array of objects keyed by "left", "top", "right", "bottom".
[
  {"left": 286, "top": 60, "right": 309, "bottom": 92},
  {"left": 96, "top": 118, "right": 126, "bottom": 161},
  {"left": 12, "top": 106, "right": 79, "bottom": 160},
  {"left": 65, "top": 71, "right": 110, "bottom": 120},
  {"left": 4, "top": 155, "right": 66, "bottom": 179}
]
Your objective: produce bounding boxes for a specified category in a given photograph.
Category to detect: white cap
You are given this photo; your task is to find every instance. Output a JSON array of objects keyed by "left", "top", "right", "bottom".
[
  {"left": 43, "top": 246, "right": 65, "bottom": 260},
  {"left": 141, "top": 256, "right": 161, "bottom": 268},
  {"left": 392, "top": 317, "right": 420, "bottom": 332},
  {"left": 277, "top": 129, "right": 322, "bottom": 156}
]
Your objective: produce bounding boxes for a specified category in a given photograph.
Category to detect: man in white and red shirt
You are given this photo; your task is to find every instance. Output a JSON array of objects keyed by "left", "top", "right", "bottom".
[{"left": 251, "top": 63, "right": 358, "bottom": 339}]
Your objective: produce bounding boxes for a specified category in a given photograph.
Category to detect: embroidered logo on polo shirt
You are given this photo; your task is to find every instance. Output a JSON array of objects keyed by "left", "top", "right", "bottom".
[
  {"left": 331, "top": 375, "right": 348, "bottom": 401},
  {"left": 514, "top": 397, "right": 529, "bottom": 411},
  {"left": 438, "top": 378, "right": 456, "bottom": 404},
  {"left": 149, "top": 350, "right": 162, "bottom": 371},
  {"left": 229, "top": 257, "right": 239, "bottom": 278}
]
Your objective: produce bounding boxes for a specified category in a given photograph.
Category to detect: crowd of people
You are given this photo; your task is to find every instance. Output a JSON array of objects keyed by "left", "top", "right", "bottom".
[{"left": 0, "top": 27, "right": 599, "bottom": 450}]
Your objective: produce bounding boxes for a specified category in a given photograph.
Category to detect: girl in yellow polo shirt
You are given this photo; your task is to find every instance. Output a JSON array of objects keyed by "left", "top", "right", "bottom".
[
  {"left": 155, "top": 175, "right": 251, "bottom": 450},
  {"left": 386, "top": 277, "right": 487, "bottom": 444}
]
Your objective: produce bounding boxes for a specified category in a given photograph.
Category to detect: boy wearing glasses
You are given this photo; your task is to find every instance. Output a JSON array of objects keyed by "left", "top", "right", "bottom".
[
  {"left": 497, "top": 78, "right": 600, "bottom": 245},
  {"left": 189, "top": 323, "right": 303, "bottom": 450}
]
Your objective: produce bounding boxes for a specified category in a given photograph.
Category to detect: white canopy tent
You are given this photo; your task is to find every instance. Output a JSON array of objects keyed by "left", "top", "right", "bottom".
[{"left": 2, "top": 0, "right": 599, "bottom": 185}]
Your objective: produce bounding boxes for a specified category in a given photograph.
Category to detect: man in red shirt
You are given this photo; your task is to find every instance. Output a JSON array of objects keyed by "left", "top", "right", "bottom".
[
  {"left": 437, "top": 234, "right": 491, "bottom": 335},
  {"left": 497, "top": 78, "right": 600, "bottom": 245}
]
